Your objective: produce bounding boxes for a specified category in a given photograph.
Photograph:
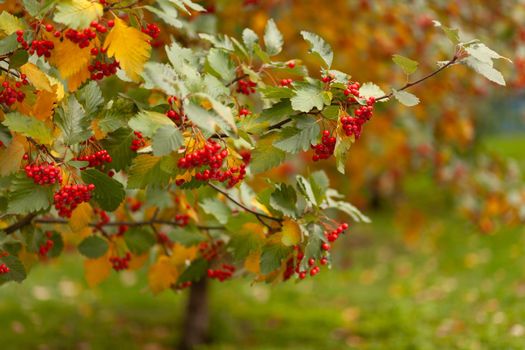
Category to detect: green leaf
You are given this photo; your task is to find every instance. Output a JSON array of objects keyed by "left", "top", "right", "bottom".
[
  {"left": 300, "top": 31, "right": 333, "bottom": 68},
  {"left": 127, "top": 154, "right": 173, "bottom": 189},
  {"left": 269, "top": 184, "right": 297, "bottom": 218},
  {"left": 152, "top": 124, "right": 183, "bottom": 157},
  {"left": 300, "top": 224, "right": 323, "bottom": 270},
  {"left": 260, "top": 244, "right": 291, "bottom": 274},
  {"left": 7, "top": 173, "right": 53, "bottom": 214},
  {"left": 124, "top": 228, "right": 156, "bottom": 255},
  {"left": 0, "top": 254, "right": 26, "bottom": 284},
  {"left": 263, "top": 18, "right": 283, "bottom": 56},
  {"left": 242, "top": 28, "right": 259, "bottom": 54},
  {"left": 192, "top": 93, "right": 237, "bottom": 134},
  {"left": 53, "top": 0, "right": 103, "bottom": 30},
  {"left": 393, "top": 90, "right": 420, "bottom": 107},
  {"left": 55, "top": 95, "right": 91, "bottom": 145},
  {"left": 183, "top": 102, "right": 218, "bottom": 135},
  {"left": 128, "top": 110, "right": 172, "bottom": 138},
  {"left": 259, "top": 86, "right": 295, "bottom": 100},
  {"left": 78, "top": 235, "right": 108, "bottom": 259},
  {"left": 3, "top": 112, "right": 53, "bottom": 145},
  {"left": 200, "top": 197, "right": 231, "bottom": 225},
  {"left": 291, "top": 83, "right": 324, "bottom": 112},
  {"left": 178, "top": 258, "right": 208, "bottom": 283},
  {"left": 325, "top": 189, "right": 370, "bottom": 223},
  {"left": 296, "top": 175, "right": 317, "bottom": 206},
  {"left": 334, "top": 138, "right": 352, "bottom": 174},
  {"left": 309, "top": 170, "right": 329, "bottom": 205},
  {"left": 167, "top": 225, "right": 207, "bottom": 247},
  {"left": 101, "top": 128, "right": 135, "bottom": 172},
  {"left": 206, "top": 48, "right": 235, "bottom": 82},
  {"left": 250, "top": 133, "right": 286, "bottom": 174},
  {"left": 359, "top": 82, "right": 387, "bottom": 100},
  {"left": 392, "top": 54, "right": 419, "bottom": 75},
  {"left": 322, "top": 105, "right": 340, "bottom": 120},
  {"left": 80, "top": 169, "right": 125, "bottom": 211},
  {"left": 274, "top": 116, "right": 320, "bottom": 154},
  {"left": 0, "top": 34, "right": 18, "bottom": 55},
  {"left": 77, "top": 81, "right": 103, "bottom": 116},
  {"left": 9, "top": 49, "right": 29, "bottom": 68},
  {"left": 465, "top": 42, "right": 511, "bottom": 64}
]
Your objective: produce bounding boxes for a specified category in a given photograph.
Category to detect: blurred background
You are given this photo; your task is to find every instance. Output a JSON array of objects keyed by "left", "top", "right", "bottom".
[{"left": 1, "top": 0, "right": 525, "bottom": 349}]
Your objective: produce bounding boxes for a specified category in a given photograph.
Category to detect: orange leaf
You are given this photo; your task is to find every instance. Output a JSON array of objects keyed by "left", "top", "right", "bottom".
[
  {"left": 32, "top": 90, "right": 57, "bottom": 121},
  {"left": 69, "top": 202, "right": 94, "bottom": 233},
  {"left": 148, "top": 255, "right": 179, "bottom": 294},
  {"left": 84, "top": 254, "right": 112, "bottom": 288}
]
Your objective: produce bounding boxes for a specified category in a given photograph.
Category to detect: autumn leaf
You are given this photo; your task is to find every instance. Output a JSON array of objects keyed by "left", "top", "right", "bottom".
[
  {"left": 32, "top": 90, "right": 57, "bottom": 121},
  {"left": 244, "top": 251, "right": 261, "bottom": 273},
  {"left": 148, "top": 255, "right": 179, "bottom": 294},
  {"left": 281, "top": 219, "right": 301, "bottom": 246},
  {"left": 84, "top": 254, "right": 112, "bottom": 288},
  {"left": 69, "top": 202, "right": 94, "bottom": 232},
  {"left": 47, "top": 34, "right": 95, "bottom": 90},
  {"left": 0, "top": 135, "right": 25, "bottom": 176},
  {"left": 103, "top": 18, "right": 151, "bottom": 81}
]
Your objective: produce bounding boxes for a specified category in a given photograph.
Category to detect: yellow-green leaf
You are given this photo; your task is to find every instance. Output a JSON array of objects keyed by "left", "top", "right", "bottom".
[{"left": 53, "top": 0, "right": 103, "bottom": 30}]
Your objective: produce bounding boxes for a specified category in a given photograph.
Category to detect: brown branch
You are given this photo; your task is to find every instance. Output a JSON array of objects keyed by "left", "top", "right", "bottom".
[
  {"left": 207, "top": 183, "right": 282, "bottom": 227},
  {"left": 227, "top": 74, "right": 249, "bottom": 87},
  {"left": 3, "top": 213, "right": 37, "bottom": 235}
]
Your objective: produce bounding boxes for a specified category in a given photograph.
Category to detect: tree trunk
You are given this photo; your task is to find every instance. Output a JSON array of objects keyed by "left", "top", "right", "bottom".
[{"left": 179, "top": 278, "right": 210, "bottom": 350}]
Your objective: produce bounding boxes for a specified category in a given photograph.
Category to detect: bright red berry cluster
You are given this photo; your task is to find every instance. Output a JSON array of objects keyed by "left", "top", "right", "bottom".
[
  {"left": 90, "top": 20, "right": 110, "bottom": 33},
  {"left": 239, "top": 108, "right": 251, "bottom": 117},
  {"left": 25, "top": 162, "right": 62, "bottom": 185},
  {"left": 207, "top": 264, "right": 236, "bottom": 281},
  {"left": 0, "top": 264, "right": 9, "bottom": 275},
  {"left": 236, "top": 79, "right": 257, "bottom": 95},
  {"left": 76, "top": 150, "right": 112, "bottom": 168},
  {"left": 64, "top": 28, "right": 96, "bottom": 48},
  {"left": 279, "top": 78, "right": 293, "bottom": 87},
  {"left": 142, "top": 23, "right": 160, "bottom": 39},
  {"left": 321, "top": 74, "right": 334, "bottom": 84},
  {"left": 39, "top": 235, "right": 54, "bottom": 257},
  {"left": 16, "top": 29, "right": 54, "bottom": 57},
  {"left": 94, "top": 209, "right": 110, "bottom": 228},
  {"left": 0, "top": 78, "right": 27, "bottom": 106},
  {"left": 109, "top": 252, "right": 131, "bottom": 271},
  {"left": 311, "top": 130, "right": 336, "bottom": 161},
  {"left": 88, "top": 58, "right": 119, "bottom": 81},
  {"left": 178, "top": 140, "right": 248, "bottom": 188},
  {"left": 174, "top": 281, "right": 192, "bottom": 290},
  {"left": 53, "top": 184, "right": 95, "bottom": 218},
  {"left": 175, "top": 214, "right": 190, "bottom": 227},
  {"left": 325, "top": 222, "right": 349, "bottom": 242},
  {"left": 130, "top": 131, "right": 145, "bottom": 151}
]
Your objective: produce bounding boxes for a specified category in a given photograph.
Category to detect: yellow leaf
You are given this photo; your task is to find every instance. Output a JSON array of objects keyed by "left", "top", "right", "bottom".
[
  {"left": 244, "top": 251, "right": 261, "bottom": 273},
  {"left": 148, "top": 255, "right": 179, "bottom": 294},
  {"left": 103, "top": 18, "right": 151, "bottom": 81},
  {"left": 128, "top": 253, "right": 148, "bottom": 270},
  {"left": 20, "top": 63, "right": 53, "bottom": 92},
  {"left": 32, "top": 90, "right": 57, "bottom": 121},
  {"left": 91, "top": 119, "right": 106, "bottom": 140},
  {"left": 67, "top": 66, "right": 91, "bottom": 92},
  {"left": 0, "top": 135, "right": 25, "bottom": 176},
  {"left": 47, "top": 76, "right": 65, "bottom": 101},
  {"left": 84, "top": 254, "right": 112, "bottom": 288},
  {"left": 280, "top": 219, "right": 301, "bottom": 246},
  {"left": 53, "top": 0, "right": 103, "bottom": 30},
  {"left": 47, "top": 34, "right": 95, "bottom": 82},
  {"left": 0, "top": 11, "right": 25, "bottom": 35},
  {"left": 171, "top": 244, "right": 198, "bottom": 266},
  {"left": 69, "top": 202, "right": 94, "bottom": 232}
]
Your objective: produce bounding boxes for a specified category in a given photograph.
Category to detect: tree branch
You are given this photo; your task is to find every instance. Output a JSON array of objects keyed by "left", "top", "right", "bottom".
[{"left": 207, "top": 183, "right": 283, "bottom": 227}]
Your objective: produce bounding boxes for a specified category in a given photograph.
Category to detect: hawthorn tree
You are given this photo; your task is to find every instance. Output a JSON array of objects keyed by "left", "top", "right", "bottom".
[{"left": 0, "top": 0, "right": 510, "bottom": 348}]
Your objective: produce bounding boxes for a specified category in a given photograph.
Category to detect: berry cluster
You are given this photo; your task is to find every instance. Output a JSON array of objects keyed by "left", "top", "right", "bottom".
[
  {"left": 127, "top": 198, "right": 142, "bottom": 212},
  {"left": 283, "top": 246, "right": 329, "bottom": 280},
  {"left": 207, "top": 264, "right": 236, "bottom": 281},
  {"left": 199, "top": 241, "right": 224, "bottom": 261},
  {"left": 109, "top": 252, "right": 131, "bottom": 271},
  {"left": 236, "top": 79, "right": 257, "bottom": 95},
  {"left": 178, "top": 140, "right": 247, "bottom": 188},
  {"left": 0, "top": 78, "right": 27, "bottom": 106},
  {"left": 25, "top": 163, "right": 62, "bottom": 185},
  {"left": 76, "top": 150, "right": 112, "bottom": 168},
  {"left": 311, "top": 130, "right": 336, "bottom": 161},
  {"left": 94, "top": 209, "right": 110, "bottom": 228},
  {"left": 239, "top": 108, "right": 251, "bottom": 117},
  {"left": 142, "top": 23, "right": 160, "bottom": 39},
  {"left": 130, "top": 131, "right": 145, "bottom": 151},
  {"left": 175, "top": 214, "right": 190, "bottom": 227},
  {"left": 39, "top": 234, "right": 54, "bottom": 257},
  {"left": 90, "top": 20, "right": 112, "bottom": 33},
  {"left": 174, "top": 281, "right": 192, "bottom": 290},
  {"left": 156, "top": 232, "right": 172, "bottom": 245},
  {"left": 53, "top": 184, "right": 95, "bottom": 218},
  {"left": 29, "top": 39, "right": 54, "bottom": 57},
  {"left": 279, "top": 78, "right": 293, "bottom": 87},
  {"left": 325, "top": 222, "right": 349, "bottom": 242},
  {"left": 117, "top": 224, "right": 129, "bottom": 236},
  {"left": 64, "top": 28, "right": 96, "bottom": 48},
  {"left": 0, "top": 264, "right": 9, "bottom": 275},
  {"left": 88, "top": 59, "right": 119, "bottom": 81},
  {"left": 321, "top": 74, "right": 334, "bottom": 84}
]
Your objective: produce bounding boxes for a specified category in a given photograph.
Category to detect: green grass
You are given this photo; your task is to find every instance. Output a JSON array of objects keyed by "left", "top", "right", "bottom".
[{"left": 1, "top": 135, "right": 525, "bottom": 349}]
